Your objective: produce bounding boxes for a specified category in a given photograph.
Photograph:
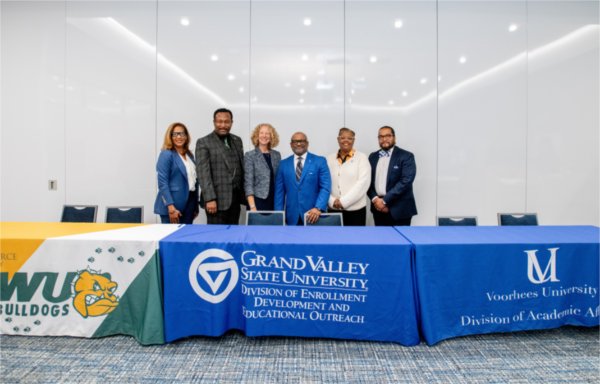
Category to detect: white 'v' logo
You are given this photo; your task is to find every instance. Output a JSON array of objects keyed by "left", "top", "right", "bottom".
[
  {"left": 189, "top": 249, "right": 239, "bottom": 304},
  {"left": 525, "top": 247, "right": 560, "bottom": 284}
]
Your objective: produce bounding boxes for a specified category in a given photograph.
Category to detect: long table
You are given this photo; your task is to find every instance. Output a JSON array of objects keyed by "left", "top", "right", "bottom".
[
  {"left": 397, "top": 226, "right": 600, "bottom": 345},
  {"left": 159, "top": 225, "right": 420, "bottom": 345},
  {"left": 3, "top": 223, "right": 598, "bottom": 346},
  {"left": 0, "top": 222, "right": 180, "bottom": 345}
]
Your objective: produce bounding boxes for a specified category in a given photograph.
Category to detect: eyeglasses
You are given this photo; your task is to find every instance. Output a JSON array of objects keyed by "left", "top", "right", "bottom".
[
  {"left": 291, "top": 140, "right": 307, "bottom": 144},
  {"left": 378, "top": 134, "right": 394, "bottom": 139},
  {"left": 172, "top": 132, "right": 187, "bottom": 138}
]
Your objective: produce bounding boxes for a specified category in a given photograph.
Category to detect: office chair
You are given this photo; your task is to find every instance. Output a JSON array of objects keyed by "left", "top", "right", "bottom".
[
  {"left": 497, "top": 213, "right": 538, "bottom": 226},
  {"left": 61, "top": 205, "right": 98, "bottom": 223},
  {"left": 437, "top": 216, "right": 478, "bottom": 226},
  {"left": 246, "top": 211, "right": 285, "bottom": 226},
  {"left": 304, "top": 212, "right": 343, "bottom": 226},
  {"left": 106, "top": 206, "right": 144, "bottom": 223}
]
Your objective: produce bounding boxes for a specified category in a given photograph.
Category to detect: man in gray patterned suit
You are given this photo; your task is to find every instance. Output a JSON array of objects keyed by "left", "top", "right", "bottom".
[{"left": 196, "top": 108, "right": 245, "bottom": 224}]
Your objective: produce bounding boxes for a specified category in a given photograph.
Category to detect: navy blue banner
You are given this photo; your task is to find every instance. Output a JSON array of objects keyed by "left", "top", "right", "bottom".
[
  {"left": 398, "top": 226, "right": 600, "bottom": 345},
  {"left": 160, "top": 225, "right": 419, "bottom": 345}
]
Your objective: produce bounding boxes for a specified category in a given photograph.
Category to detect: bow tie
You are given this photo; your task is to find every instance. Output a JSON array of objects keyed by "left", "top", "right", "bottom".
[{"left": 378, "top": 149, "right": 390, "bottom": 158}]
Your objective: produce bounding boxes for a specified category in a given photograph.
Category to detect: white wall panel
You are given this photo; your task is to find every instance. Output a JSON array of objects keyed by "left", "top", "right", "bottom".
[
  {"left": 1, "top": 1, "right": 65, "bottom": 221},
  {"left": 345, "top": 1, "right": 438, "bottom": 226},
  {"left": 249, "top": 0, "right": 344, "bottom": 159},
  {"left": 527, "top": 1, "right": 599, "bottom": 225},
  {"left": 437, "top": 1, "right": 528, "bottom": 225},
  {"left": 65, "top": 1, "right": 157, "bottom": 222}
]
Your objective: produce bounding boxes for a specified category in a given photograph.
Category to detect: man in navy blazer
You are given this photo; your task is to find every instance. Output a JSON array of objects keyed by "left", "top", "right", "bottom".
[
  {"left": 367, "top": 126, "right": 417, "bottom": 226},
  {"left": 275, "top": 132, "right": 331, "bottom": 225}
]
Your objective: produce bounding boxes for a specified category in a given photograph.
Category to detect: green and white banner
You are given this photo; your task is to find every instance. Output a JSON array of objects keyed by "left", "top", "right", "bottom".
[{"left": 1, "top": 223, "right": 180, "bottom": 345}]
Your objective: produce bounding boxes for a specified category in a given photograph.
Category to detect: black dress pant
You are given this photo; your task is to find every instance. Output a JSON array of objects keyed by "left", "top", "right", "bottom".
[
  {"left": 328, "top": 207, "right": 366, "bottom": 226},
  {"left": 206, "top": 189, "right": 242, "bottom": 225},
  {"left": 372, "top": 208, "right": 412, "bottom": 226}
]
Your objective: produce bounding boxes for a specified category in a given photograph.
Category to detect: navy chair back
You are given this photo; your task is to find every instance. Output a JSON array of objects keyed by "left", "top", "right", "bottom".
[
  {"left": 106, "top": 206, "right": 144, "bottom": 223},
  {"left": 304, "top": 212, "right": 343, "bottom": 226},
  {"left": 61, "top": 205, "right": 98, "bottom": 223},
  {"left": 498, "top": 213, "right": 538, "bottom": 226},
  {"left": 437, "top": 216, "right": 478, "bottom": 226},
  {"left": 246, "top": 211, "right": 285, "bottom": 226}
]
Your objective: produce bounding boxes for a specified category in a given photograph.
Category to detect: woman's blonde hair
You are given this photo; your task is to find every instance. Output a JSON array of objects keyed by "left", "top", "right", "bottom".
[
  {"left": 250, "top": 123, "right": 279, "bottom": 149},
  {"left": 162, "top": 122, "right": 190, "bottom": 151}
]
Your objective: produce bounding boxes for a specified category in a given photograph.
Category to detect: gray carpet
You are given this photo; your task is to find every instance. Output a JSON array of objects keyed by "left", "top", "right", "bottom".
[{"left": 1, "top": 327, "right": 598, "bottom": 383}]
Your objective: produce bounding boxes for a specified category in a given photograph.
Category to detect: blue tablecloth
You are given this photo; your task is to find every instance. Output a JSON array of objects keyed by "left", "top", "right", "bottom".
[
  {"left": 398, "top": 226, "right": 600, "bottom": 345},
  {"left": 160, "top": 225, "right": 420, "bottom": 345}
]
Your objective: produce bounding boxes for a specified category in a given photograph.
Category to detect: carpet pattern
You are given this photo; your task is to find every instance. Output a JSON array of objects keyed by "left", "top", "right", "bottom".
[{"left": 1, "top": 327, "right": 598, "bottom": 383}]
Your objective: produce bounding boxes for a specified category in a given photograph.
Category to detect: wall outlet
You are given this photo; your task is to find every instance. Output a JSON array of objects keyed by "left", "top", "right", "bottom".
[{"left": 48, "top": 180, "right": 58, "bottom": 191}]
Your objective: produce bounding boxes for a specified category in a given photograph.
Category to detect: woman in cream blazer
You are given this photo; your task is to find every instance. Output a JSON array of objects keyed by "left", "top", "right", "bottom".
[{"left": 326, "top": 127, "right": 371, "bottom": 226}]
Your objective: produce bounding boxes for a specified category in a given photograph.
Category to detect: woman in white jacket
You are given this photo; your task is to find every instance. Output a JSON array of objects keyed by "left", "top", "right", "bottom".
[{"left": 326, "top": 128, "right": 371, "bottom": 226}]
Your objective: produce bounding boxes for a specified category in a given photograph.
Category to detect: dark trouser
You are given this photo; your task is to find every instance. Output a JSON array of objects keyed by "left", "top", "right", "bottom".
[
  {"left": 160, "top": 191, "right": 198, "bottom": 224},
  {"left": 328, "top": 207, "right": 366, "bottom": 226},
  {"left": 206, "top": 189, "right": 242, "bottom": 225},
  {"left": 372, "top": 208, "right": 412, "bottom": 226}
]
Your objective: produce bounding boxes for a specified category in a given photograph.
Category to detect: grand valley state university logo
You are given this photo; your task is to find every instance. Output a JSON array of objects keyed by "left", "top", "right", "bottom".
[{"left": 189, "top": 249, "right": 239, "bottom": 304}]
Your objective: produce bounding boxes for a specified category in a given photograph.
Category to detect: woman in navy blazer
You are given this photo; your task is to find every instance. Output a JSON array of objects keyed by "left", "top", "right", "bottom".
[
  {"left": 244, "top": 123, "right": 281, "bottom": 211},
  {"left": 153, "top": 122, "right": 199, "bottom": 224}
]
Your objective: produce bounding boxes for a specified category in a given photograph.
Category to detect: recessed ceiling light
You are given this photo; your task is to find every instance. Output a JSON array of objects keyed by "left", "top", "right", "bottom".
[
  {"left": 369, "top": 55, "right": 378, "bottom": 63},
  {"left": 299, "top": 89, "right": 305, "bottom": 95},
  {"left": 351, "top": 89, "right": 355, "bottom": 95},
  {"left": 299, "top": 98, "right": 305, "bottom": 103},
  {"left": 180, "top": 17, "right": 190, "bottom": 27},
  {"left": 301, "top": 54, "right": 309, "bottom": 61},
  {"left": 303, "top": 18, "right": 312, "bottom": 26},
  {"left": 210, "top": 54, "right": 219, "bottom": 62},
  {"left": 402, "top": 91, "right": 408, "bottom": 97},
  {"left": 394, "top": 19, "right": 403, "bottom": 29},
  {"left": 438, "top": 75, "right": 442, "bottom": 82},
  {"left": 420, "top": 78, "right": 428, "bottom": 84},
  {"left": 227, "top": 74, "right": 236, "bottom": 81},
  {"left": 388, "top": 100, "right": 395, "bottom": 105},
  {"left": 300, "top": 75, "right": 307, "bottom": 82},
  {"left": 239, "top": 86, "right": 244, "bottom": 93},
  {"left": 459, "top": 56, "right": 467, "bottom": 64},
  {"left": 509, "top": 24, "right": 518, "bottom": 32}
]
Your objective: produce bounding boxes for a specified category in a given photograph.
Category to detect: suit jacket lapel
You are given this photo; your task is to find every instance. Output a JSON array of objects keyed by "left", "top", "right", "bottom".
[
  {"left": 173, "top": 151, "right": 188, "bottom": 181},
  {"left": 297, "top": 153, "right": 311, "bottom": 185},
  {"left": 386, "top": 146, "right": 398, "bottom": 184},
  {"left": 211, "top": 132, "right": 231, "bottom": 171},
  {"left": 256, "top": 148, "right": 268, "bottom": 169}
]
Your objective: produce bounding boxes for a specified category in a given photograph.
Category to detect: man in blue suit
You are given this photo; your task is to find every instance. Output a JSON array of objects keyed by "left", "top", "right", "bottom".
[
  {"left": 367, "top": 126, "right": 417, "bottom": 226},
  {"left": 275, "top": 132, "right": 331, "bottom": 225}
]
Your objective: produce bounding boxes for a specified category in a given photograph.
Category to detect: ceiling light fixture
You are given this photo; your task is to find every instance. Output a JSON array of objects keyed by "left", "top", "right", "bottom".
[
  {"left": 303, "top": 18, "right": 312, "bottom": 26},
  {"left": 394, "top": 19, "right": 403, "bottom": 29},
  {"left": 180, "top": 17, "right": 190, "bottom": 27},
  {"left": 509, "top": 24, "right": 518, "bottom": 32}
]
